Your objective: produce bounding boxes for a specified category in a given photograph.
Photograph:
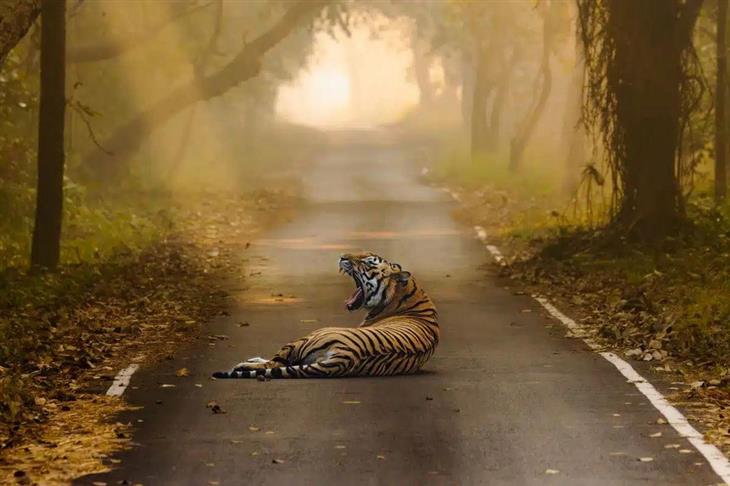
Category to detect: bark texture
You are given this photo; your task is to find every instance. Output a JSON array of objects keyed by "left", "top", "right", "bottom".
[
  {"left": 0, "top": 0, "right": 41, "bottom": 65},
  {"left": 609, "top": 0, "right": 702, "bottom": 238},
  {"left": 31, "top": 0, "right": 66, "bottom": 270}
]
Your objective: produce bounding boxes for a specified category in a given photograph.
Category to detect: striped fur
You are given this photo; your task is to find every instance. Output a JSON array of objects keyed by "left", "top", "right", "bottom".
[{"left": 213, "top": 252, "right": 439, "bottom": 379}]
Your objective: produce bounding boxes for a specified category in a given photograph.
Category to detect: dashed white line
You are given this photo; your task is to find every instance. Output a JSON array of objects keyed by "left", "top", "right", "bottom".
[
  {"left": 470, "top": 224, "right": 730, "bottom": 484},
  {"left": 106, "top": 363, "right": 139, "bottom": 397},
  {"left": 473, "top": 225, "right": 506, "bottom": 266}
]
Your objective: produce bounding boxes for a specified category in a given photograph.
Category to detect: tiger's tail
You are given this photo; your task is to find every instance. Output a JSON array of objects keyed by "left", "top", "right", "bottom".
[{"left": 212, "top": 360, "right": 350, "bottom": 379}]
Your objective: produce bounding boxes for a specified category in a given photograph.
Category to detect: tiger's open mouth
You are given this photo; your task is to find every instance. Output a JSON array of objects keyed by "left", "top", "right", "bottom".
[
  {"left": 340, "top": 262, "right": 365, "bottom": 311},
  {"left": 345, "top": 282, "right": 364, "bottom": 311}
]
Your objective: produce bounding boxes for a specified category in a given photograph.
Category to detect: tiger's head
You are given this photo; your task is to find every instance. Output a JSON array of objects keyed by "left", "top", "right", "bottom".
[{"left": 339, "top": 252, "right": 411, "bottom": 311}]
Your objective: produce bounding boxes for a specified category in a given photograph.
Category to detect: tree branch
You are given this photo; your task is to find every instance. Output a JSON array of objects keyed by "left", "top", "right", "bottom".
[
  {"left": 67, "top": 1, "right": 213, "bottom": 63},
  {"left": 85, "top": 0, "right": 329, "bottom": 176}
]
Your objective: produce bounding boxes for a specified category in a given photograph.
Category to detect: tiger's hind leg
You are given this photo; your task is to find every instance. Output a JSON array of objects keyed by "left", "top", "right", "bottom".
[
  {"left": 256, "top": 354, "right": 355, "bottom": 378},
  {"left": 213, "top": 340, "right": 303, "bottom": 378}
]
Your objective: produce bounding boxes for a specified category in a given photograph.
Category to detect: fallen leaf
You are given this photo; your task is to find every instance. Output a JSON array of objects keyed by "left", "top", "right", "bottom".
[
  {"left": 175, "top": 367, "right": 190, "bottom": 377},
  {"left": 206, "top": 400, "right": 226, "bottom": 414}
]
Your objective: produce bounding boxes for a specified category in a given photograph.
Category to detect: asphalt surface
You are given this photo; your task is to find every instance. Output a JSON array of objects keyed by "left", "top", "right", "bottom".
[{"left": 79, "top": 142, "right": 722, "bottom": 485}]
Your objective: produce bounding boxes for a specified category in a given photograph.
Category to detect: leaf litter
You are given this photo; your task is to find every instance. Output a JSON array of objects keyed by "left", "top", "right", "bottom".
[{"left": 0, "top": 190, "right": 298, "bottom": 483}]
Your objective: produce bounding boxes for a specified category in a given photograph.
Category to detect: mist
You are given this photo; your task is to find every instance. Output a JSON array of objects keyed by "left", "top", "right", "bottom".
[{"left": 3, "top": 1, "right": 730, "bottom": 483}]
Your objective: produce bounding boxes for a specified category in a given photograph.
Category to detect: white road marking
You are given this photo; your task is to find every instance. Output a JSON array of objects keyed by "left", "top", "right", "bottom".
[
  {"left": 473, "top": 226, "right": 506, "bottom": 266},
  {"left": 485, "top": 245, "right": 506, "bottom": 266},
  {"left": 600, "top": 352, "right": 730, "bottom": 483},
  {"left": 470, "top": 225, "right": 730, "bottom": 484},
  {"left": 106, "top": 364, "right": 139, "bottom": 397}
]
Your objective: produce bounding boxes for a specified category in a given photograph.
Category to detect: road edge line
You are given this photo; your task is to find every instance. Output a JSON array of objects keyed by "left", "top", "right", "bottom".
[
  {"left": 106, "top": 363, "right": 140, "bottom": 397},
  {"left": 471, "top": 224, "right": 730, "bottom": 484}
]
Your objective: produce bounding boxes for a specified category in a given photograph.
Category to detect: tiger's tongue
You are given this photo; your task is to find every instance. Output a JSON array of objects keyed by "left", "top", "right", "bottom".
[{"left": 345, "top": 287, "right": 364, "bottom": 311}]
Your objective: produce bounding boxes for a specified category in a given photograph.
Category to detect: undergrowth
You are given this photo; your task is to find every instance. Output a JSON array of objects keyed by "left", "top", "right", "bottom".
[{"left": 433, "top": 147, "right": 730, "bottom": 372}]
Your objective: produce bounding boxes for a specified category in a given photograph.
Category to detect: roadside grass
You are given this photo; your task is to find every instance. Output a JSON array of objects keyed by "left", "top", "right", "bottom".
[
  {"left": 0, "top": 185, "right": 299, "bottom": 482},
  {"left": 431, "top": 147, "right": 730, "bottom": 449},
  {"left": 431, "top": 148, "right": 730, "bottom": 371}
]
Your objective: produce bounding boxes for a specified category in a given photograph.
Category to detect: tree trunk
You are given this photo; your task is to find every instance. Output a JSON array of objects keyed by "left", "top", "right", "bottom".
[
  {"left": 509, "top": 9, "right": 553, "bottom": 171},
  {"left": 717, "top": 0, "right": 728, "bottom": 202},
  {"left": 412, "top": 37, "right": 433, "bottom": 106},
  {"left": 83, "top": 0, "right": 327, "bottom": 179},
  {"left": 562, "top": 35, "right": 587, "bottom": 193},
  {"left": 609, "top": 0, "right": 702, "bottom": 239},
  {"left": 470, "top": 49, "right": 492, "bottom": 162},
  {"left": 461, "top": 53, "right": 475, "bottom": 131},
  {"left": 30, "top": 0, "right": 66, "bottom": 270},
  {"left": 485, "top": 48, "right": 517, "bottom": 152},
  {"left": 0, "top": 0, "right": 41, "bottom": 65}
]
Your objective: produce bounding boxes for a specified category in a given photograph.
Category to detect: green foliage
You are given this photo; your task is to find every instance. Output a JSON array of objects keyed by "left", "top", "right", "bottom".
[
  {"left": 430, "top": 145, "right": 612, "bottom": 243},
  {"left": 0, "top": 47, "right": 38, "bottom": 268}
]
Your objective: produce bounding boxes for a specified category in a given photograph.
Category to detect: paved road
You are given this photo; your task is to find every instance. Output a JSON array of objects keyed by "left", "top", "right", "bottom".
[{"left": 79, "top": 142, "right": 721, "bottom": 485}]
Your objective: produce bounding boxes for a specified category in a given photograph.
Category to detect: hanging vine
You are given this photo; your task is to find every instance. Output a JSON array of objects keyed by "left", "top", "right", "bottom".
[{"left": 575, "top": 0, "right": 705, "bottom": 231}]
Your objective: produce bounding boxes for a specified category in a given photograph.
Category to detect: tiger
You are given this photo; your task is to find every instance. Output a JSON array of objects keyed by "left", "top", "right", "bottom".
[{"left": 212, "top": 251, "right": 439, "bottom": 379}]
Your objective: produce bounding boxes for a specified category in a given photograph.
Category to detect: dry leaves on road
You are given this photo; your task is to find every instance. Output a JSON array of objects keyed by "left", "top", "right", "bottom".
[{"left": 206, "top": 400, "right": 226, "bottom": 414}]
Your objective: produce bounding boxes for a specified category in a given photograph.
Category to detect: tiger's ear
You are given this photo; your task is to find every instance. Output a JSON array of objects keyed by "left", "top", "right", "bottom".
[{"left": 393, "top": 271, "right": 411, "bottom": 284}]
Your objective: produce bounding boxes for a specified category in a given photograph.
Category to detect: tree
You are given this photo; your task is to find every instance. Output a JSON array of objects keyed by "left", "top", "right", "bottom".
[
  {"left": 66, "top": 1, "right": 212, "bottom": 64},
  {"left": 717, "top": 0, "right": 728, "bottom": 202},
  {"left": 562, "top": 7, "right": 587, "bottom": 193},
  {"left": 83, "top": 0, "right": 328, "bottom": 178},
  {"left": 578, "top": 0, "right": 704, "bottom": 241},
  {"left": 509, "top": 1, "right": 557, "bottom": 171},
  {"left": 464, "top": 3, "right": 518, "bottom": 161},
  {"left": 0, "top": 0, "right": 40, "bottom": 66},
  {"left": 30, "top": 0, "right": 66, "bottom": 270}
]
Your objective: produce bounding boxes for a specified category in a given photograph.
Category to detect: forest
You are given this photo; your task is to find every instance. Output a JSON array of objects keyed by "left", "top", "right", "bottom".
[{"left": 1, "top": 0, "right": 730, "bottom": 484}]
